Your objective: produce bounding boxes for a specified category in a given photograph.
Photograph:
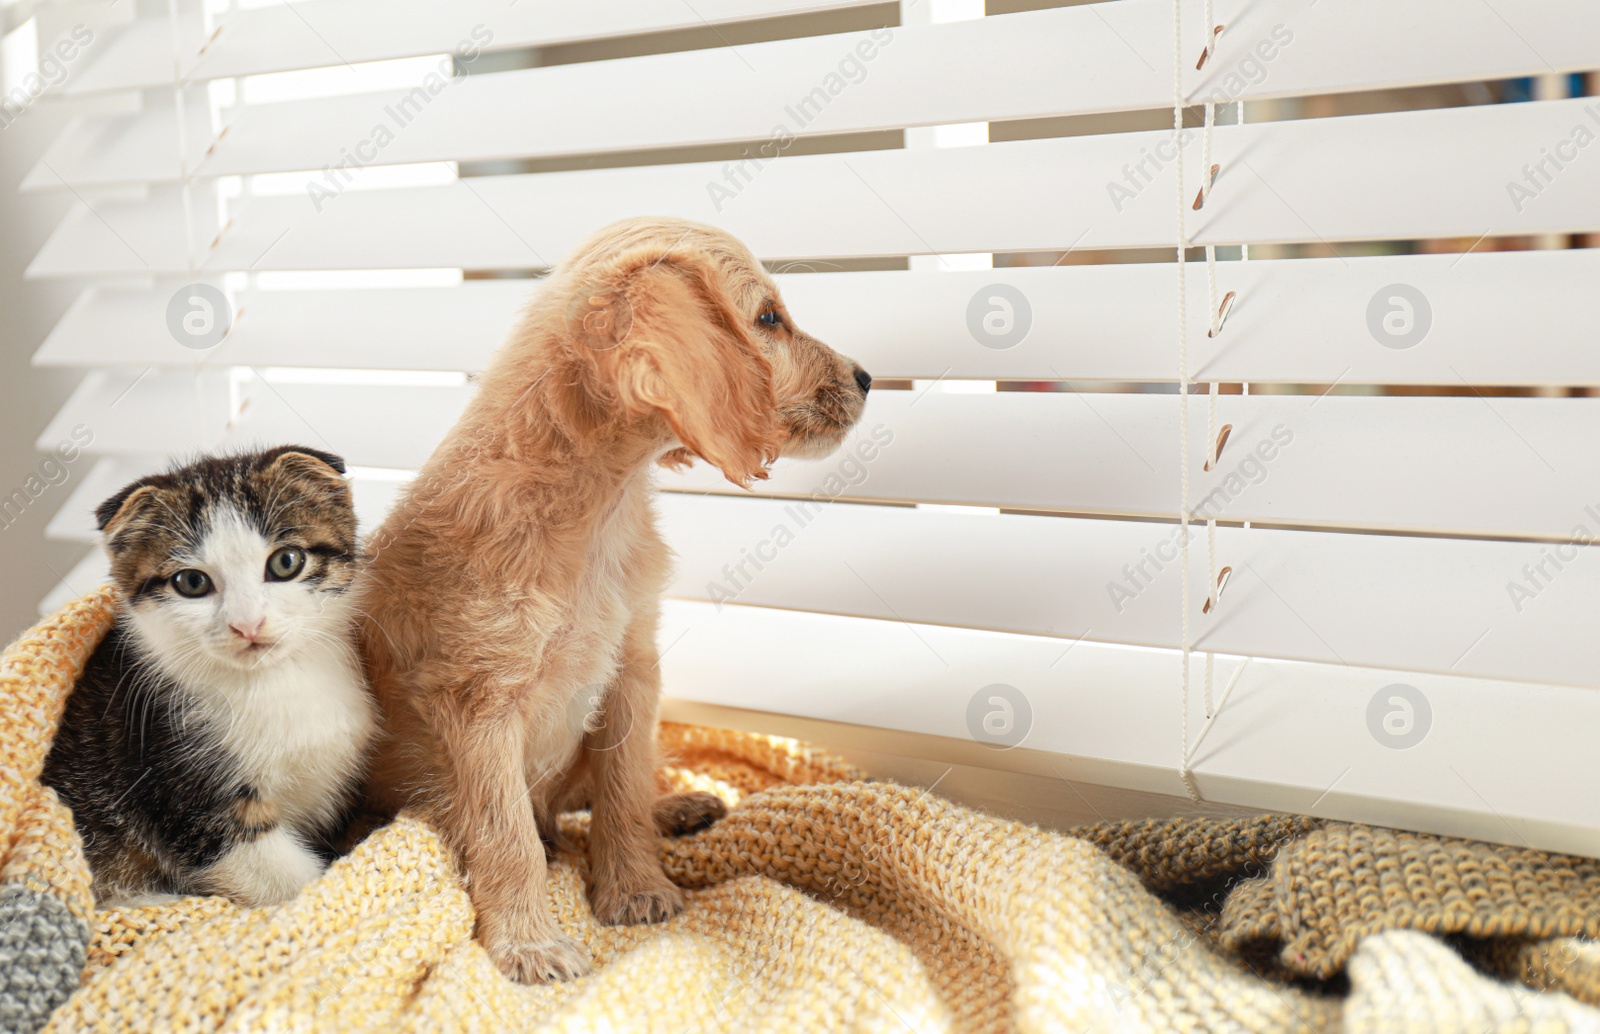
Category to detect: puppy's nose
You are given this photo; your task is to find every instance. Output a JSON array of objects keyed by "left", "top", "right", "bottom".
[
  {"left": 853, "top": 367, "right": 872, "bottom": 394},
  {"left": 230, "top": 617, "right": 265, "bottom": 643}
]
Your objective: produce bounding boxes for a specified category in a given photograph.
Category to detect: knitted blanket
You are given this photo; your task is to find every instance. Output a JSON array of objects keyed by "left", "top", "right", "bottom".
[{"left": 4, "top": 590, "right": 1600, "bottom": 1032}]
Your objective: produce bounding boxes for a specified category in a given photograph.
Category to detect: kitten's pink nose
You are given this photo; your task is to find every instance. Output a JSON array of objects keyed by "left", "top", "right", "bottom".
[{"left": 230, "top": 617, "right": 265, "bottom": 643}]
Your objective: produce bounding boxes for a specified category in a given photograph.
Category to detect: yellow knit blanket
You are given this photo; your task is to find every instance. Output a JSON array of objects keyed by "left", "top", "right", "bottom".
[{"left": 5, "top": 589, "right": 1600, "bottom": 1032}]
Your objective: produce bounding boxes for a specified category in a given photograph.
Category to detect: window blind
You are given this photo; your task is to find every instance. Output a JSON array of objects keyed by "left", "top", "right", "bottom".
[{"left": 21, "top": 0, "right": 1600, "bottom": 854}]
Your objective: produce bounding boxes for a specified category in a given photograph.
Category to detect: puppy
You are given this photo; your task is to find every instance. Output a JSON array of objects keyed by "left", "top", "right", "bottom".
[{"left": 357, "top": 217, "right": 870, "bottom": 982}]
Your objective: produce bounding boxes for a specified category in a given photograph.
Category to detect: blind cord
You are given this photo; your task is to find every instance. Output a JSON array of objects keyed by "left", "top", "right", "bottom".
[
  {"left": 1198, "top": 0, "right": 1226, "bottom": 725},
  {"left": 1204, "top": 258, "right": 1218, "bottom": 720},
  {"left": 1174, "top": 0, "right": 1201, "bottom": 804},
  {"left": 1177, "top": 0, "right": 1228, "bottom": 800}
]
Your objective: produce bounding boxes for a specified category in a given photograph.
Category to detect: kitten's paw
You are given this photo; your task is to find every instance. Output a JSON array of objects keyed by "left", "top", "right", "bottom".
[
  {"left": 487, "top": 934, "right": 592, "bottom": 983},
  {"left": 652, "top": 791, "right": 726, "bottom": 836},
  {"left": 208, "top": 827, "right": 326, "bottom": 906},
  {"left": 590, "top": 873, "right": 685, "bottom": 926}
]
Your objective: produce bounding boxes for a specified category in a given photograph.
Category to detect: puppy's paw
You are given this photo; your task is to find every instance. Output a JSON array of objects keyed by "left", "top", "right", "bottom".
[
  {"left": 590, "top": 875, "right": 685, "bottom": 927},
  {"left": 653, "top": 791, "right": 727, "bottom": 837},
  {"left": 487, "top": 934, "right": 592, "bottom": 984}
]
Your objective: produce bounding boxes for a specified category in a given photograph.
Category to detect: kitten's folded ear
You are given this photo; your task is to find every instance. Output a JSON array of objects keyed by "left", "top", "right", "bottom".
[
  {"left": 254, "top": 448, "right": 354, "bottom": 528},
  {"left": 95, "top": 481, "right": 163, "bottom": 534},
  {"left": 257, "top": 445, "right": 347, "bottom": 475}
]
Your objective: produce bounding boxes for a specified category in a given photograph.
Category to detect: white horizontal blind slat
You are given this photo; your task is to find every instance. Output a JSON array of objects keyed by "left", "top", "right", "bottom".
[
  {"left": 37, "top": 371, "right": 464, "bottom": 471},
  {"left": 52, "top": 0, "right": 886, "bottom": 97},
  {"left": 34, "top": 250, "right": 1600, "bottom": 386},
  {"left": 35, "top": 281, "right": 529, "bottom": 373},
  {"left": 32, "top": 0, "right": 1600, "bottom": 190},
  {"left": 670, "top": 393, "right": 1600, "bottom": 541},
  {"left": 58, "top": 0, "right": 1600, "bottom": 99},
  {"left": 42, "top": 374, "right": 1600, "bottom": 539},
  {"left": 655, "top": 494, "right": 1600, "bottom": 688},
  {"left": 28, "top": 98, "right": 1600, "bottom": 278}
]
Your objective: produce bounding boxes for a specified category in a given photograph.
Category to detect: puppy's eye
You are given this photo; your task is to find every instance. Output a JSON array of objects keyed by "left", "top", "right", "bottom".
[
  {"left": 171, "top": 569, "right": 212, "bottom": 597},
  {"left": 265, "top": 547, "right": 307, "bottom": 581},
  {"left": 757, "top": 309, "right": 783, "bottom": 329}
]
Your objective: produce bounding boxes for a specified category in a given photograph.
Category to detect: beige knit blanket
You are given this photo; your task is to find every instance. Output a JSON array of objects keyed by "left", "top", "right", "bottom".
[{"left": 5, "top": 590, "right": 1600, "bottom": 1032}]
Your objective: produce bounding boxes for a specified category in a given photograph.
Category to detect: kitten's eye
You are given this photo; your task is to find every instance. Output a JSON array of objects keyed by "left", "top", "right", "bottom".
[
  {"left": 757, "top": 309, "right": 783, "bottom": 329},
  {"left": 171, "top": 569, "right": 212, "bottom": 598},
  {"left": 266, "top": 547, "right": 307, "bottom": 581}
]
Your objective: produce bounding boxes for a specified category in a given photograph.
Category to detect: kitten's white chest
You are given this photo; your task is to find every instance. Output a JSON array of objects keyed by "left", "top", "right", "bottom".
[{"left": 206, "top": 642, "right": 376, "bottom": 830}]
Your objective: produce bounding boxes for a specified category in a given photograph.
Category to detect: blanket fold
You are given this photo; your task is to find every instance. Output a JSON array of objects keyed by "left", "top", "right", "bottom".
[{"left": 1215, "top": 822, "right": 1600, "bottom": 980}]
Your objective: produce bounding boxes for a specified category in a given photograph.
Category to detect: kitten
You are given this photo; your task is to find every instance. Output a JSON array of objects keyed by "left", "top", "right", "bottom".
[{"left": 43, "top": 446, "right": 377, "bottom": 908}]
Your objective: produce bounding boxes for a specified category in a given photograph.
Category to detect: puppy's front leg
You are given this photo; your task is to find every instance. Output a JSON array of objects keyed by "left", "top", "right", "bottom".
[
  {"left": 439, "top": 699, "right": 590, "bottom": 982},
  {"left": 585, "top": 616, "right": 685, "bottom": 926}
]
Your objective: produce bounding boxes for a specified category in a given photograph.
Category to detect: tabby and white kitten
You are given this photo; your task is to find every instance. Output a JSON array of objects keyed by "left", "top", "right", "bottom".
[{"left": 43, "top": 447, "right": 376, "bottom": 908}]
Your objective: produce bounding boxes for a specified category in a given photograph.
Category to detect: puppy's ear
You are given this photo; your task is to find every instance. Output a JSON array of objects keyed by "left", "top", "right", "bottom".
[
  {"left": 657, "top": 447, "right": 697, "bottom": 472},
  {"left": 580, "top": 252, "right": 782, "bottom": 487}
]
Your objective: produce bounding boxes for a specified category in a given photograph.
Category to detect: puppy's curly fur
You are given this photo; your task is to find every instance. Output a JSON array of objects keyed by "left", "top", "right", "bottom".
[{"left": 357, "top": 217, "right": 869, "bottom": 983}]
